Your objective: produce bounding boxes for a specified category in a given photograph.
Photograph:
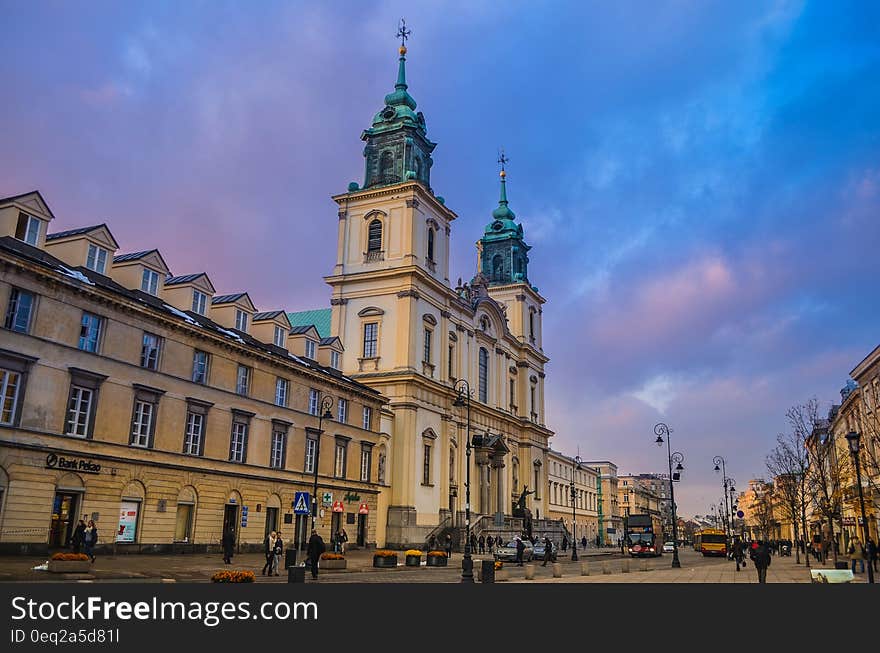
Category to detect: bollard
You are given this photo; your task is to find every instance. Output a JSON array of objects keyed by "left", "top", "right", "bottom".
[
  {"left": 284, "top": 549, "right": 297, "bottom": 569},
  {"left": 602, "top": 560, "right": 611, "bottom": 575},
  {"left": 581, "top": 562, "right": 590, "bottom": 576},
  {"left": 524, "top": 564, "right": 536, "bottom": 580},
  {"left": 640, "top": 559, "right": 649, "bottom": 572},
  {"left": 552, "top": 563, "right": 562, "bottom": 578},
  {"left": 480, "top": 559, "right": 495, "bottom": 584},
  {"left": 287, "top": 565, "right": 306, "bottom": 583},
  {"left": 621, "top": 559, "right": 630, "bottom": 573}
]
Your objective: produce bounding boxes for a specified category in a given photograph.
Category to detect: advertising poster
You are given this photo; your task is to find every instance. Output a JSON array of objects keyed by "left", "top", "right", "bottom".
[{"left": 116, "top": 501, "right": 139, "bottom": 543}]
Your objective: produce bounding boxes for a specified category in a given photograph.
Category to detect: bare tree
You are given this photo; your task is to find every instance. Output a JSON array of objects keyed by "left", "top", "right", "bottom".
[
  {"left": 752, "top": 480, "right": 776, "bottom": 540},
  {"left": 767, "top": 413, "right": 813, "bottom": 565}
]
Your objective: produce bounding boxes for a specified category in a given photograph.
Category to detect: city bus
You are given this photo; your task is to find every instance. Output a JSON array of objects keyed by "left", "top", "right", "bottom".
[
  {"left": 625, "top": 514, "right": 663, "bottom": 557},
  {"left": 693, "top": 528, "right": 727, "bottom": 556}
]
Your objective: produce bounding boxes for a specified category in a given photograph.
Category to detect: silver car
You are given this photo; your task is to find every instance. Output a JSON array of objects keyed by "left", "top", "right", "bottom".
[{"left": 494, "top": 538, "right": 534, "bottom": 562}]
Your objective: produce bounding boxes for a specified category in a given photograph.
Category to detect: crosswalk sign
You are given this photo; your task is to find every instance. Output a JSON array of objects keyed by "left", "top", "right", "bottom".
[{"left": 293, "top": 492, "right": 311, "bottom": 515}]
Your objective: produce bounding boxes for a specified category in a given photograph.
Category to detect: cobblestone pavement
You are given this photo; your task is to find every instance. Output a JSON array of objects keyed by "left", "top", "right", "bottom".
[{"left": 0, "top": 547, "right": 872, "bottom": 584}]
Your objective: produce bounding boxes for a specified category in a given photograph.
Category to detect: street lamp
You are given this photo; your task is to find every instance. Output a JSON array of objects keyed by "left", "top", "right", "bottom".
[
  {"left": 655, "top": 422, "right": 683, "bottom": 568},
  {"left": 570, "top": 455, "right": 583, "bottom": 562},
  {"left": 845, "top": 431, "right": 875, "bottom": 584},
  {"left": 713, "top": 456, "right": 732, "bottom": 552},
  {"left": 310, "top": 394, "right": 335, "bottom": 533},
  {"left": 453, "top": 379, "right": 474, "bottom": 583}
]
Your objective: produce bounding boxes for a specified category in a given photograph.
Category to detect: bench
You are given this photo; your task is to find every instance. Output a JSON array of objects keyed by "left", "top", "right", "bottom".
[{"left": 810, "top": 569, "right": 854, "bottom": 583}]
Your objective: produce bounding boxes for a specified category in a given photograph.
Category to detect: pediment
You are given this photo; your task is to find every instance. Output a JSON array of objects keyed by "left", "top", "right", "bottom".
[
  {"left": 85, "top": 225, "right": 120, "bottom": 250},
  {"left": 1, "top": 190, "right": 55, "bottom": 221}
]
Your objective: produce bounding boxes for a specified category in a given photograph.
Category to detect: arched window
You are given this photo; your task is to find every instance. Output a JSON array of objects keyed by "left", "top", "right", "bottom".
[
  {"left": 367, "top": 219, "right": 382, "bottom": 254},
  {"left": 529, "top": 309, "right": 535, "bottom": 340},
  {"left": 427, "top": 228, "right": 435, "bottom": 262},
  {"left": 492, "top": 254, "right": 503, "bottom": 279},
  {"left": 449, "top": 447, "right": 456, "bottom": 485},
  {"left": 379, "top": 151, "right": 394, "bottom": 183},
  {"left": 478, "top": 347, "right": 489, "bottom": 403},
  {"left": 414, "top": 157, "right": 422, "bottom": 180}
]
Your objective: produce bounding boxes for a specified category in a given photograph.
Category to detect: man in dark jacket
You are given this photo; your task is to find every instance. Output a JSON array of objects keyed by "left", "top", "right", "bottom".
[
  {"left": 732, "top": 538, "right": 745, "bottom": 571},
  {"left": 222, "top": 527, "right": 235, "bottom": 565},
  {"left": 515, "top": 536, "right": 525, "bottom": 566},
  {"left": 71, "top": 520, "right": 86, "bottom": 554},
  {"left": 306, "top": 529, "right": 325, "bottom": 580},
  {"left": 752, "top": 541, "right": 771, "bottom": 583},
  {"left": 541, "top": 536, "right": 553, "bottom": 567}
]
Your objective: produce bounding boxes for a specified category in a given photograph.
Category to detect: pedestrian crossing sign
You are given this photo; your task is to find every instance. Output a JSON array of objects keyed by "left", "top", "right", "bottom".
[{"left": 293, "top": 492, "right": 311, "bottom": 515}]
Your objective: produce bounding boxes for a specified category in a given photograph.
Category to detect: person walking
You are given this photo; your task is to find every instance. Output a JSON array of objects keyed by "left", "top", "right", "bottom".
[
  {"left": 83, "top": 520, "right": 98, "bottom": 563},
  {"left": 561, "top": 535, "right": 568, "bottom": 552},
  {"left": 514, "top": 535, "right": 525, "bottom": 566},
  {"left": 541, "top": 536, "right": 553, "bottom": 566},
  {"left": 262, "top": 531, "right": 277, "bottom": 575},
  {"left": 583, "top": 536, "right": 589, "bottom": 550},
  {"left": 867, "top": 538, "right": 878, "bottom": 573},
  {"left": 752, "top": 541, "right": 771, "bottom": 583},
  {"left": 486, "top": 535, "right": 494, "bottom": 553},
  {"left": 222, "top": 526, "right": 235, "bottom": 565},
  {"left": 444, "top": 533, "right": 453, "bottom": 560},
  {"left": 478, "top": 534, "right": 485, "bottom": 554},
  {"left": 848, "top": 536, "right": 865, "bottom": 574},
  {"left": 470, "top": 532, "right": 477, "bottom": 553},
  {"left": 339, "top": 528, "right": 349, "bottom": 554},
  {"left": 72, "top": 519, "right": 86, "bottom": 554},
  {"left": 271, "top": 532, "right": 284, "bottom": 576},
  {"left": 306, "top": 529, "right": 325, "bottom": 580},
  {"left": 732, "top": 537, "right": 745, "bottom": 572},
  {"left": 428, "top": 534, "right": 436, "bottom": 551}
]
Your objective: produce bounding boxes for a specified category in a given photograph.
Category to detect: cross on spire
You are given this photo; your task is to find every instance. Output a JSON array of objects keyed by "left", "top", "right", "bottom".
[
  {"left": 498, "top": 149, "right": 509, "bottom": 173},
  {"left": 397, "top": 18, "right": 411, "bottom": 48}
]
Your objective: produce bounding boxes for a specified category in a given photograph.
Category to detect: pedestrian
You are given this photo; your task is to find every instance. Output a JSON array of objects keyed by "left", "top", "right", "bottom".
[
  {"left": 561, "top": 535, "right": 568, "bottom": 551},
  {"left": 72, "top": 519, "right": 86, "bottom": 554},
  {"left": 867, "top": 538, "right": 878, "bottom": 573},
  {"left": 515, "top": 535, "right": 525, "bottom": 566},
  {"left": 428, "top": 534, "right": 436, "bottom": 551},
  {"left": 222, "top": 526, "right": 235, "bottom": 565},
  {"left": 478, "top": 534, "right": 485, "bottom": 554},
  {"left": 338, "top": 528, "right": 348, "bottom": 554},
  {"left": 619, "top": 538, "right": 624, "bottom": 554},
  {"left": 306, "top": 529, "right": 325, "bottom": 580},
  {"left": 541, "top": 536, "right": 553, "bottom": 566},
  {"left": 848, "top": 536, "right": 865, "bottom": 574},
  {"left": 444, "top": 532, "right": 453, "bottom": 560},
  {"left": 262, "top": 530, "right": 277, "bottom": 575},
  {"left": 83, "top": 520, "right": 98, "bottom": 563},
  {"left": 732, "top": 537, "right": 745, "bottom": 572},
  {"left": 486, "top": 535, "right": 494, "bottom": 553},
  {"left": 470, "top": 532, "right": 477, "bottom": 553},
  {"left": 272, "top": 532, "right": 284, "bottom": 576},
  {"left": 752, "top": 541, "right": 771, "bottom": 583}
]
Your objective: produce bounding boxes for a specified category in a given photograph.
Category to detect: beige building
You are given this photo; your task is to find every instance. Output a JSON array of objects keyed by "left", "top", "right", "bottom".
[
  {"left": 584, "top": 460, "right": 620, "bottom": 546},
  {"left": 618, "top": 474, "right": 662, "bottom": 522},
  {"left": 545, "top": 449, "right": 599, "bottom": 546},
  {"left": 0, "top": 191, "right": 387, "bottom": 555}
]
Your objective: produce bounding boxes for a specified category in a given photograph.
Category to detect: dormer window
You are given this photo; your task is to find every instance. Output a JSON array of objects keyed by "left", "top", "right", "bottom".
[
  {"left": 274, "top": 325, "right": 286, "bottom": 348},
  {"left": 235, "top": 309, "right": 248, "bottom": 333},
  {"left": 86, "top": 244, "right": 108, "bottom": 274},
  {"left": 192, "top": 290, "right": 207, "bottom": 315},
  {"left": 331, "top": 350, "right": 341, "bottom": 370},
  {"left": 141, "top": 269, "right": 159, "bottom": 295},
  {"left": 15, "top": 213, "right": 41, "bottom": 246},
  {"left": 305, "top": 339, "right": 317, "bottom": 359}
]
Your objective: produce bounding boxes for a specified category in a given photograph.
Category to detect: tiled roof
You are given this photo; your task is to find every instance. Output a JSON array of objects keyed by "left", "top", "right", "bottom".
[
  {"left": 212, "top": 293, "right": 247, "bottom": 305},
  {"left": 289, "top": 325, "right": 318, "bottom": 335},
  {"left": 46, "top": 225, "right": 106, "bottom": 241},
  {"left": 165, "top": 273, "right": 205, "bottom": 285},
  {"left": 320, "top": 337, "right": 339, "bottom": 346},
  {"left": 253, "top": 310, "right": 284, "bottom": 321},
  {"left": 113, "top": 250, "right": 155, "bottom": 263},
  {"left": 287, "top": 308, "right": 331, "bottom": 338}
]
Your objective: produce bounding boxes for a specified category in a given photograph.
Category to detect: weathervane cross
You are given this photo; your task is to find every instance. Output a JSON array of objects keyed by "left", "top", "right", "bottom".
[
  {"left": 498, "top": 149, "right": 509, "bottom": 173},
  {"left": 397, "top": 18, "right": 411, "bottom": 47}
]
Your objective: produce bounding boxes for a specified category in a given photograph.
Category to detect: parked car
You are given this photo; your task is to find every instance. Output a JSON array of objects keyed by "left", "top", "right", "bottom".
[
  {"left": 662, "top": 541, "right": 675, "bottom": 553},
  {"left": 533, "top": 540, "right": 557, "bottom": 561},
  {"left": 494, "top": 538, "right": 534, "bottom": 562}
]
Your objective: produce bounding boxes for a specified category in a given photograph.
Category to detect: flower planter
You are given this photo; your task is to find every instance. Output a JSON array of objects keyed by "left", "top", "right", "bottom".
[
  {"left": 426, "top": 555, "right": 448, "bottom": 567},
  {"left": 320, "top": 559, "right": 347, "bottom": 570},
  {"left": 495, "top": 569, "right": 509, "bottom": 582},
  {"left": 405, "top": 554, "right": 422, "bottom": 567},
  {"left": 48, "top": 560, "right": 91, "bottom": 573},
  {"left": 373, "top": 555, "right": 398, "bottom": 568}
]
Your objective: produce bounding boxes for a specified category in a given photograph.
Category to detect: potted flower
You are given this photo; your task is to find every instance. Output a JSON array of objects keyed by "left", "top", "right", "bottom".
[
  {"left": 494, "top": 560, "right": 508, "bottom": 581},
  {"left": 426, "top": 550, "right": 448, "bottom": 567},
  {"left": 320, "top": 552, "right": 347, "bottom": 570},
  {"left": 48, "top": 553, "right": 91, "bottom": 573},
  {"left": 404, "top": 549, "right": 423, "bottom": 567},
  {"left": 373, "top": 549, "right": 399, "bottom": 568},
  {"left": 211, "top": 570, "right": 255, "bottom": 583}
]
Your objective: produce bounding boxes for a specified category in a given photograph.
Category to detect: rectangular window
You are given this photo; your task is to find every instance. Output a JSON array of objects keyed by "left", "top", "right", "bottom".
[
  {"left": 65, "top": 386, "right": 93, "bottom": 437},
  {"left": 330, "top": 350, "right": 340, "bottom": 370},
  {"left": 509, "top": 378, "right": 516, "bottom": 408},
  {"left": 423, "top": 443, "right": 432, "bottom": 485},
  {"left": 531, "top": 386, "right": 537, "bottom": 417},
  {"left": 360, "top": 446, "right": 372, "bottom": 482},
  {"left": 275, "top": 377, "right": 289, "bottom": 407},
  {"left": 236, "top": 365, "right": 250, "bottom": 396},
  {"left": 230, "top": 421, "right": 248, "bottom": 463},
  {"left": 423, "top": 329, "right": 432, "bottom": 363},
  {"left": 141, "top": 268, "right": 159, "bottom": 295},
  {"left": 334, "top": 442, "right": 347, "bottom": 478},
  {"left": 305, "top": 339, "right": 317, "bottom": 359},
  {"left": 448, "top": 344, "right": 454, "bottom": 378},
  {"left": 191, "top": 350, "right": 209, "bottom": 384},
  {"left": 308, "top": 388, "right": 319, "bottom": 416},
  {"left": 78, "top": 312, "right": 102, "bottom": 352},
  {"left": 192, "top": 290, "right": 207, "bottom": 315},
  {"left": 0, "top": 369, "right": 22, "bottom": 425},
  {"left": 305, "top": 437, "right": 317, "bottom": 474},
  {"left": 362, "top": 322, "right": 378, "bottom": 358},
  {"left": 86, "top": 244, "right": 107, "bottom": 274},
  {"left": 140, "top": 332, "right": 161, "bottom": 370},
  {"left": 478, "top": 348, "right": 488, "bottom": 403},
  {"left": 270, "top": 430, "right": 286, "bottom": 469},
  {"left": 362, "top": 406, "right": 372, "bottom": 431},
  {"left": 337, "top": 398, "right": 348, "bottom": 423},
  {"left": 274, "top": 325, "right": 286, "bottom": 348},
  {"left": 16, "top": 213, "right": 41, "bottom": 246},
  {"left": 235, "top": 309, "right": 248, "bottom": 333},
  {"left": 4, "top": 288, "right": 34, "bottom": 333},
  {"left": 130, "top": 400, "right": 154, "bottom": 447},
  {"left": 183, "top": 411, "right": 204, "bottom": 456}
]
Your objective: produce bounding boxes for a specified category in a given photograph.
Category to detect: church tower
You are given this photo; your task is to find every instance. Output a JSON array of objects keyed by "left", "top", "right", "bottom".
[{"left": 478, "top": 156, "right": 531, "bottom": 285}]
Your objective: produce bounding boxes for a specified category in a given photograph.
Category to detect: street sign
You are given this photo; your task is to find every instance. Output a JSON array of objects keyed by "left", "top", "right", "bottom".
[
  {"left": 736, "top": 510, "right": 744, "bottom": 519},
  {"left": 293, "top": 492, "right": 311, "bottom": 515},
  {"left": 358, "top": 502, "right": 369, "bottom": 515},
  {"left": 332, "top": 500, "right": 345, "bottom": 513},
  {"left": 322, "top": 492, "right": 333, "bottom": 507},
  {"left": 241, "top": 505, "right": 248, "bottom": 527}
]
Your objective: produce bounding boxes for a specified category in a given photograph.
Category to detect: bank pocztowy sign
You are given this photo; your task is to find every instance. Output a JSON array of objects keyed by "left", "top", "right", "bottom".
[{"left": 45, "top": 453, "right": 102, "bottom": 474}]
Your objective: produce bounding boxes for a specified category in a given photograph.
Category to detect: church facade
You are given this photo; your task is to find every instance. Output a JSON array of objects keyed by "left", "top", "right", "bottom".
[{"left": 320, "top": 39, "right": 555, "bottom": 547}]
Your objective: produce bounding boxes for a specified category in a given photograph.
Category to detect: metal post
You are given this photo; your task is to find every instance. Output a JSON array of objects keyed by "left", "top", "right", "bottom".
[
  {"left": 656, "top": 423, "right": 682, "bottom": 568},
  {"left": 847, "top": 431, "right": 875, "bottom": 584},
  {"left": 310, "top": 395, "right": 334, "bottom": 532},
  {"left": 454, "top": 380, "right": 474, "bottom": 583},
  {"left": 571, "top": 455, "right": 581, "bottom": 562}
]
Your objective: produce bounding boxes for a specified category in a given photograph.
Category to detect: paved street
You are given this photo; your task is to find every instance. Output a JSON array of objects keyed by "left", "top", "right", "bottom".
[{"left": 0, "top": 546, "right": 872, "bottom": 583}]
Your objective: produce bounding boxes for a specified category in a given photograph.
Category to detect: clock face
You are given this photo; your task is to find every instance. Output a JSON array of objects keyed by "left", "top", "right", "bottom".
[
  {"left": 492, "top": 221, "right": 503, "bottom": 231},
  {"left": 382, "top": 106, "right": 396, "bottom": 120}
]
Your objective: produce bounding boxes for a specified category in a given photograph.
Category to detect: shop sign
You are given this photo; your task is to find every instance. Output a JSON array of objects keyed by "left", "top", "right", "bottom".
[
  {"left": 343, "top": 491, "right": 361, "bottom": 502},
  {"left": 45, "top": 453, "right": 101, "bottom": 474},
  {"left": 331, "top": 500, "right": 345, "bottom": 513},
  {"left": 358, "top": 502, "right": 369, "bottom": 515},
  {"left": 322, "top": 492, "right": 333, "bottom": 507}
]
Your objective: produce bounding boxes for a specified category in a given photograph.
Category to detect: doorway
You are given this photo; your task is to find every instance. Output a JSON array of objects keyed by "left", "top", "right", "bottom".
[
  {"left": 330, "top": 512, "right": 343, "bottom": 548},
  {"left": 223, "top": 503, "right": 239, "bottom": 546},
  {"left": 357, "top": 513, "right": 367, "bottom": 547},
  {"left": 49, "top": 492, "right": 80, "bottom": 548},
  {"left": 264, "top": 507, "right": 279, "bottom": 538}
]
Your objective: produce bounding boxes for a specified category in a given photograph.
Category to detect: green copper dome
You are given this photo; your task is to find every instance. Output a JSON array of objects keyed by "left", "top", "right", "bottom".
[{"left": 479, "top": 170, "right": 530, "bottom": 285}]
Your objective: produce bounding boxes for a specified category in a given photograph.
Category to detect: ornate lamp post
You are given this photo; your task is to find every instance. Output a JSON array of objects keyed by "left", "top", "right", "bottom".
[
  {"left": 655, "top": 423, "right": 684, "bottom": 568},
  {"left": 310, "top": 394, "right": 335, "bottom": 532},
  {"left": 453, "top": 379, "right": 474, "bottom": 583},
  {"left": 845, "top": 431, "right": 875, "bottom": 584},
  {"left": 570, "top": 455, "right": 583, "bottom": 562},
  {"left": 713, "top": 456, "right": 732, "bottom": 553}
]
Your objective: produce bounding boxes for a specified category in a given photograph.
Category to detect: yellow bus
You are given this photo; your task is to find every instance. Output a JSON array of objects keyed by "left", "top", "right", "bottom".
[{"left": 693, "top": 528, "right": 727, "bottom": 557}]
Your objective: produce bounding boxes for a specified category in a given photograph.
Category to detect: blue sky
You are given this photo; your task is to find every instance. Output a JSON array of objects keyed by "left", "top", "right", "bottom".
[{"left": 2, "top": 0, "right": 878, "bottom": 516}]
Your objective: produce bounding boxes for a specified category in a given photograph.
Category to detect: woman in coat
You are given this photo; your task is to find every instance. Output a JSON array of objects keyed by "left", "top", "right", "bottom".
[
  {"left": 72, "top": 520, "right": 86, "bottom": 554},
  {"left": 271, "top": 533, "right": 284, "bottom": 576},
  {"left": 262, "top": 531, "right": 277, "bottom": 575},
  {"left": 83, "top": 520, "right": 98, "bottom": 563}
]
